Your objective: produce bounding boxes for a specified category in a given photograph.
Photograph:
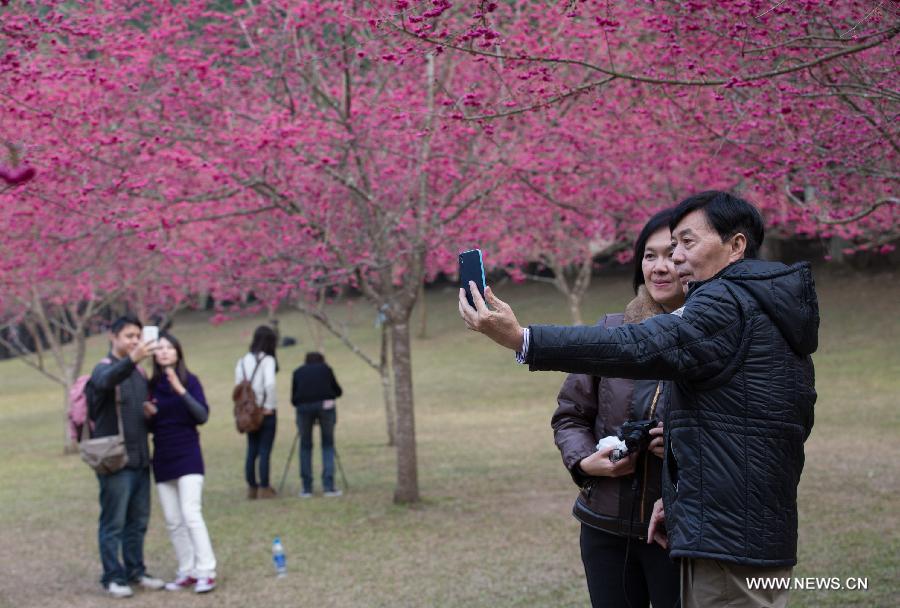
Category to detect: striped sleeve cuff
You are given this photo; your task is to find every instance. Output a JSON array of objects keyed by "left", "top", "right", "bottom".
[{"left": 515, "top": 327, "right": 530, "bottom": 364}]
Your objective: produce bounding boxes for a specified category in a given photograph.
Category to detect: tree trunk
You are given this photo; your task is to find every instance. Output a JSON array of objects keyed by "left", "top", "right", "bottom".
[
  {"left": 267, "top": 302, "right": 280, "bottom": 341},
  {"left": 829, "top": 236, "right": 851, "bottom": 263},
  {"left": 568, "top": 256, "right": 593, "bottom": 325},
  {"left": 380, "top": 322, "right": 396, "bottom": 447},
  {"left": 568, "top": 293, "right": 584, "bottom": 325},
  {"left": 416, "top": 282, "right": 427, "bottom": 339},
  {"left": 134, "top": 290, "right": 148, "bottom": 324},
  {"left": 303, "top": 312, "right": 324, "bottom": 351},
  {"left": 62, "top": 327, "right": 88, "bottom": 454},
  {"left": 391, "top": 320, "right": 419, "bottom": 504},
  {"left": 62, "top": 383, "right": 78, "bottom": 454}
]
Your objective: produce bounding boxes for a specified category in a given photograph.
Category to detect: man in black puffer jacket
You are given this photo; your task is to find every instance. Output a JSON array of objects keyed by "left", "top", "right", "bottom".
[{"left": 459, "top": 191, "right": 818, "bottom": 608}]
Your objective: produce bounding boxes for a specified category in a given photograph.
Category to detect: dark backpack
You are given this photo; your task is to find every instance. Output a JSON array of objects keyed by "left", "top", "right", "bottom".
[{"left": 233, "top": 355, "right": 265, "bottom": 433}]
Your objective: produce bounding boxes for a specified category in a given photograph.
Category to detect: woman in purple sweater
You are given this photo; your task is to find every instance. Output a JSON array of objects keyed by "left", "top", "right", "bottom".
[{"left": 143, "top": 332, "right": 217, "bottom": 594}]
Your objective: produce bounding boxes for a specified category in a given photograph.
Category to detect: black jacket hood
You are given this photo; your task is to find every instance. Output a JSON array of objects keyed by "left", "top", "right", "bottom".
[{"left": 714, "top": 259, "right": 820, "bottom": 356}]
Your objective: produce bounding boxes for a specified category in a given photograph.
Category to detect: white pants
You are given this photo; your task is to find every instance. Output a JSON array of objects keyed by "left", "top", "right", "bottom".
[{"left": 156, "top": 474, "right": 217, "bottom": 579}]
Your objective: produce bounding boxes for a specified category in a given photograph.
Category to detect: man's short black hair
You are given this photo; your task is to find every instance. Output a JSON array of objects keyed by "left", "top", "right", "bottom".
[
  {"left": 110, "top": 314, "right": 142, "bottom": 335},
  {"left": 669, "top": 191, "right": 765, "bottom": 259}
]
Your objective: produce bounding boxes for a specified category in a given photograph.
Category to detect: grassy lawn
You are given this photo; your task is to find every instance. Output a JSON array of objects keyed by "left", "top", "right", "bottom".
[{"left": 0, "top": 270, "right": 897, "bottom": 607}]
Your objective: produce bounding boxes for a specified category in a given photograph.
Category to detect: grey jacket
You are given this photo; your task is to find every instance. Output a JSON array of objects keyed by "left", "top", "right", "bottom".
[{"left": 88, "top": 353, "right": 150, "bottom": 469}]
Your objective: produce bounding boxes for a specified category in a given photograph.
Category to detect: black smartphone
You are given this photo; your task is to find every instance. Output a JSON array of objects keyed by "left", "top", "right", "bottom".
[{"left": 459, "top": 249, "right": 486, "bottom": 308}]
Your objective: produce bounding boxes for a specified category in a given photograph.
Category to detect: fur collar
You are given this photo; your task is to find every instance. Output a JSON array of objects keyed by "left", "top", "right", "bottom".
[{"left": 623, "top": 285, "right": 666, "bottom": 324}]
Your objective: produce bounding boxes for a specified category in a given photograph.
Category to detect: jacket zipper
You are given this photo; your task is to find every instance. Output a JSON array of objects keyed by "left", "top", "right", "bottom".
[
  {"left": 582, "top": 479, "right": 594, "bottom": 499},
  {"left": 640, "top": 382, "right": 663, "bottom": 523}
]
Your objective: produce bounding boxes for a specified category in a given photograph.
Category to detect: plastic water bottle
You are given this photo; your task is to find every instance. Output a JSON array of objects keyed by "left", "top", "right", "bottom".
[{"left": 272, "top": 536, "right": 286, "bottom": 577}]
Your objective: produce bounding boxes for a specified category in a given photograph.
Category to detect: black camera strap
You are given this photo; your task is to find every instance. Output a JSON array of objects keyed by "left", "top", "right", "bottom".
[
  {"left": 621, "top": 382, "right": 662, "bottom": 608},
  {"left": 622, "top": 450, "right": 646, "bottom": 608}
]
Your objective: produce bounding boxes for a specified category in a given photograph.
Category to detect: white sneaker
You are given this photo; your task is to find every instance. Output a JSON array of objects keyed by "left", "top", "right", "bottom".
[
  {"left": 106, "top": 582, "right": 134, "bottom": 598},
  {"left": 323, "top": 489, "right": 343, "bottom": 497},
  {"left": 298, "top": 490, "right": 313, "bottom": 498},
  {"left": 194, "top": 577, "right": 216, "bottom": 593},
  {"left": 136, "top": 574, "right": 165, "bottom": 590}
]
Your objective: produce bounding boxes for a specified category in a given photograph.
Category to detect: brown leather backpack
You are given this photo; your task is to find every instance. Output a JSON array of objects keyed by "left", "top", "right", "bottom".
[{"left": 233, "top": 355, "right": 265, "bottom": 433}]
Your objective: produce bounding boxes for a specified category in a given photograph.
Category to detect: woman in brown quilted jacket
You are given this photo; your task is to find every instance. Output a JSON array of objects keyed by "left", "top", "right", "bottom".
[{"left": 552, "top": 209, "right": 684, "bottom": 608}]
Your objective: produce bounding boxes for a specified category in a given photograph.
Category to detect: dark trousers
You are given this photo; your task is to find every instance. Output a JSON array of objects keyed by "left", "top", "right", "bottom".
[
  {"left": 295, "top": 403, "right": 336, "bottom": 492},
  {"left": 580, "top": 523, "right": 680, "bottom": 608},
  {"left": 245, "top": 413, "right": 277, "bottom": 488},
  {"left": 97, "top": 467, "right": 151, "bottom": 587}
]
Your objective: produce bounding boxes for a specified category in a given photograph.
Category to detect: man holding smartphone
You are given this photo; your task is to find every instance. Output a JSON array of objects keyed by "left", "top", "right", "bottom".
[
  {"left": 460, "top": 192, "right": 818, "bottom": 608},
  {"left": 88, "top": 315, "right": 165, "bottom": 598}
]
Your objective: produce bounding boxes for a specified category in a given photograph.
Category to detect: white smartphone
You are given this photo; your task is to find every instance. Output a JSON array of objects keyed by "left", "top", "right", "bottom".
[{"left": 142, "top": 325, "right": 159, "bottom": 343}]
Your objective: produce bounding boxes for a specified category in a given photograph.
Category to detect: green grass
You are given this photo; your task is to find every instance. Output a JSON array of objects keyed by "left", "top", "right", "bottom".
[{"left": 0, "top": 271, "right": 897, "bottom": 607}]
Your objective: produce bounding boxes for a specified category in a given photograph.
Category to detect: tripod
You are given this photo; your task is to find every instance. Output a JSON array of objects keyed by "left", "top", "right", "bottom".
[{"left": 278, "top": 428, "right": 349, "bottom": 495}]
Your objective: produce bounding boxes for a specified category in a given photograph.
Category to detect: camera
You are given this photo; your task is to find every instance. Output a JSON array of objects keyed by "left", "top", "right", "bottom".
[{"left": 609, "top": 418, "right": 659, "bottom": 462}]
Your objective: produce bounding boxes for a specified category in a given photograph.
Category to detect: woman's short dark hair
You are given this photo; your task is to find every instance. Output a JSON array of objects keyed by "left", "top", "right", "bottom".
[
  {"left": 669, "top": 191, "right": 765, "bottom": 259},
  {"left": 633, "top": 208, "right": 675, "bottom": 294},
  {"left": 305, "top": 352, "right": 325, "bottom": 365},
  {"left": 150, "top": 331, "right": 190, "bottom": 389},
  {"left": 249, "top": 325, "right": 279, "bottom": 372},
  {"left": 110, "top": 314, "right": 142, "bottom": 335}
]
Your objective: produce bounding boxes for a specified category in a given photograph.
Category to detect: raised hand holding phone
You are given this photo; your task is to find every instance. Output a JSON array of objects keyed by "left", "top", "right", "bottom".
[
  {"left": 459, "top": 282, "right": 525, "bottom": 351},
  {"left": 129, "top": 329, "right": 159, "bottom": 363},
  {"left": 142, "top": 325, "right": 159, "bottom": 343},
  {"left": 458, "top": 249, "right": 486, "bottom": 308}
]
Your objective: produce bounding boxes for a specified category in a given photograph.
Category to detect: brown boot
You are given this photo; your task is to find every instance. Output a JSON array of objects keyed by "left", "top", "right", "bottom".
[
  {"left": 247, "top": 486, "right": 258, "bottom": 500},
  {"left": 258, "top": 486, "right": 277, "bottom": 499}
]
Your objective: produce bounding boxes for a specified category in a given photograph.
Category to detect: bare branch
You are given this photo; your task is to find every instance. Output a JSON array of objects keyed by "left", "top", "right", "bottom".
[
  {"left": 522, "top": 273, "right": 558, "bottom": 285},
  {"left": 440, "top": 174, "right": 506, "bottom": 225},
  {"left": 818, "top": 197, "right": 898, "bottom": 224},
  {"left": 51, "top": 203, "right": 280, "bottom": 245},
  {"left": 463, "top": 77, "right": 617, "bottom": 121},
  {"left": 294, "top": 302, "right": 380, "bottom": 371},
  {"left": 514, "top": 172, "right": 593, "bottom": 216},
  {"left": 0, "top": 332, "right": 67, "bottom": 386},
  {"left": 389, "top": 23, "right": 898, "bottom": 89}
]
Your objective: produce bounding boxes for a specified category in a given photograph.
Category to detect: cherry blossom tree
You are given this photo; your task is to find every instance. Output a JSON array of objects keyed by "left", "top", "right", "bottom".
[
  {"left": 0, "top": 0, "right": 216, "bottom": 451},
  {"left": 2, "top": 0, "right": 511, "bottom": 502},
  {"left": 2, "top": 0, "right": 895, "bottom": 491},
  {"left": 385, "top": 0, "right": 898, "bottom": 252}
]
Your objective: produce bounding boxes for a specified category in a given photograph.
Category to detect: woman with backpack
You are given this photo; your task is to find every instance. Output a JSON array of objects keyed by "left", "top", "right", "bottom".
[
  {"left": 235, "top": 325, "right": 279, "bottom": 499},
  {"left": 144, "top": 332, "right": 217, "bottom": 593}
]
